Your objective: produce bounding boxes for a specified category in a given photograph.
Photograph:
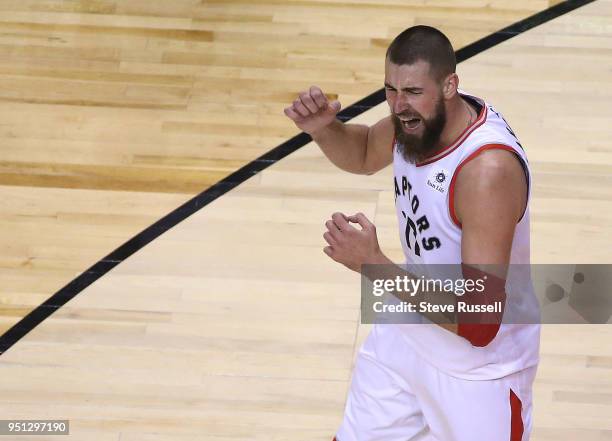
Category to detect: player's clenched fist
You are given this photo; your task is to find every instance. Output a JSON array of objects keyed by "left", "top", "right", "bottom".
[
  {"left": 283, "top": 86, "right": 341, "bottom": 135},
  {"left": 323, "top": 212, "right": 386, "bottom": 273}
]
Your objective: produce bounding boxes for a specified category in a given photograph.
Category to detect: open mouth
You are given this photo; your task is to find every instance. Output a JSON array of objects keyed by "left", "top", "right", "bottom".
[{"left": 400, "top": 116, "right": 421, "bottom": 130}]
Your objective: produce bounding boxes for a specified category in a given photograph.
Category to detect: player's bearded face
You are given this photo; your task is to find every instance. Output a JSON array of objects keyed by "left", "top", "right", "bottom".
[{"left": 392, "top": 93, "right": 447, "bottom": 163}]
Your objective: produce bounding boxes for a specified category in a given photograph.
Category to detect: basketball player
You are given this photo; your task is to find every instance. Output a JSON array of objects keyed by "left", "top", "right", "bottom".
[{"left": 284, "top": 26, "right": 540, "bottom": 441}]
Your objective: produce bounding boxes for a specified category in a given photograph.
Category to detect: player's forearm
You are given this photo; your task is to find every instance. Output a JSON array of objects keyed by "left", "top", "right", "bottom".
[{"left": 311, "top": 120, "right": 370, "bottom": 174}]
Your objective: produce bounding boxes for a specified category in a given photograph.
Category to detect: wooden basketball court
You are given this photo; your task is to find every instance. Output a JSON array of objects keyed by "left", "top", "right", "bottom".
[{"left": 0, "top": 0, "right": 610, "bottom": 439}]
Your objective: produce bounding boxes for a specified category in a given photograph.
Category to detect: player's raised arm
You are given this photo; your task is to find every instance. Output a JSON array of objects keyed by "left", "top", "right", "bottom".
[{"left": 284, "top": 85, "right": 394, "bottom": 175}]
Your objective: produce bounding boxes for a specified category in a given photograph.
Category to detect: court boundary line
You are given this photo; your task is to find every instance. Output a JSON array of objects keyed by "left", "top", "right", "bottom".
[{"left": 0, "top": 0, "right": 597, "bottom": 354}]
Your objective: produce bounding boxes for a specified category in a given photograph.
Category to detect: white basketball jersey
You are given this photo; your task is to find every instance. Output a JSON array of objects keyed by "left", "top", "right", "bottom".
[{"left": 390, "top": 91, "right": 540, "bottom": 380}]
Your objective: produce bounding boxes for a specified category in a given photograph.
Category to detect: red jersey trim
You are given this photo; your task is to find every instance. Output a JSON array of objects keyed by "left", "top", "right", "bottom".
[
  {"left": 415, "top": 96, "right": 488, "bottom": 167},
  {"left": 510, "top": 389, "right": 524, "bottom": 441},
  {"left": 448, "top": 144, "right": 517, "bottom": 228}
]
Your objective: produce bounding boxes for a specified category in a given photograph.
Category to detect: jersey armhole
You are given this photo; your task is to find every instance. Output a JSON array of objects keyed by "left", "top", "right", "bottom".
[{"left": 448, "top": 144, "right": 530, "bottom": 229}]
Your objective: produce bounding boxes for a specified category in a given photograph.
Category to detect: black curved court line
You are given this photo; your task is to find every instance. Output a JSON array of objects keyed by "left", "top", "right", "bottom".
[{"left": 0, "top": 0, "right": 597, "bottom": 355}]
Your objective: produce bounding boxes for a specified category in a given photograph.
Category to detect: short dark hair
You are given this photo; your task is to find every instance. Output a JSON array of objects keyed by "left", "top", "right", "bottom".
[{"left": 386, "top": 25, "right": 456, "bottom": 82}]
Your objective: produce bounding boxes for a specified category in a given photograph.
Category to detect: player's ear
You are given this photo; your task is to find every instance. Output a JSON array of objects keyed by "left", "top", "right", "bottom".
[{"left": 442, "top": 73, "right": 458, "bottom": 99}]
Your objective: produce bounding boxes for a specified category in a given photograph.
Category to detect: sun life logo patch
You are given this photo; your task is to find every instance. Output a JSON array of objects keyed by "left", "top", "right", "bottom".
[{"left": 427, "top": 168, "right": 449, "bottom": 194}]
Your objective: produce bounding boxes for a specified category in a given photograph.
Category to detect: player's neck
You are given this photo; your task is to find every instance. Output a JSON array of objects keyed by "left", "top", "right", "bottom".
[{"left": 437, "top": 95, "right": 475, "bottom": 149}]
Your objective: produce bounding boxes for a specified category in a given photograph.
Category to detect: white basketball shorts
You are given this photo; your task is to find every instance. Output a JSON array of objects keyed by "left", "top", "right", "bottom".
[{"left": 335, "top": 324, "right": 537, "bottom": 441}]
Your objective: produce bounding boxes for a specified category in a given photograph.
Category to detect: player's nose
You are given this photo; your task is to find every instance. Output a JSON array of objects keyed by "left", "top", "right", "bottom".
[{"left": 392, "top": 93, "right": 410, "bottom": 115}]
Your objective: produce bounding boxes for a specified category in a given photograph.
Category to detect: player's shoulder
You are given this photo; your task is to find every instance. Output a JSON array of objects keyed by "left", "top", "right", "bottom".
[
  {"left": 456, "top": 93, "right": 527, "bottom": 190},
  {"left": 462, "top": 148, "right": 521, "bottom": 173},
  {"left": 464, "top": 97, "right": 525, "bottom": 158},
  {"left": 454, "top": 147, "right": 528, "bottom": 228},
  {"left": 456, "top": 148, "right": 527, "bottom": 204}
]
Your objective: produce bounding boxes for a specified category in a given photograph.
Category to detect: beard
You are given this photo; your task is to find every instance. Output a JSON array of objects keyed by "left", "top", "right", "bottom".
[{"left": 392, "top": 96, "right": 447, "bottom": 164}]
